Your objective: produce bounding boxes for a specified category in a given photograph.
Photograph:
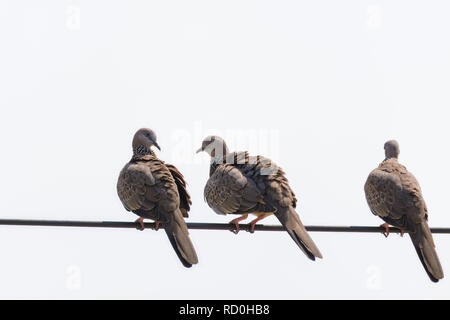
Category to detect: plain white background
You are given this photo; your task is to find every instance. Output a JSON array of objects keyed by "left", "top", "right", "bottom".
[{"left": 0, "top": 0, "right": 449, "bottom": 299}]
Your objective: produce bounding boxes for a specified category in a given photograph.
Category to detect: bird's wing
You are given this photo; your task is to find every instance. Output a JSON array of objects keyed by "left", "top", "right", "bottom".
[
  {"left": 166, "top": 163, "right": 191, "bottom": 218},
  {"left": 117, "top": 161, "right": 157, "bottom": 212},
  {"left": 204, "top": 163, "right": 264, "bottom": 215},
  {"left": 400, "top": 171, "right": 428, "bottom": 224},
  {"left": 364, "top": 167, "right": 405, "bottom": 221},
  {"left": 236, "top": 154, "right": 297, "bottom": 209},
  {"left": 249, "top": 155, "right": 321, "bottom": 260}
]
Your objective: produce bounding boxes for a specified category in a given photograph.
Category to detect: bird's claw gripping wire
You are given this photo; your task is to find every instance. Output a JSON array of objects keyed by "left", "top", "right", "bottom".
[{"left": 380, "top": 223, "right": 390, "bottom": 238}]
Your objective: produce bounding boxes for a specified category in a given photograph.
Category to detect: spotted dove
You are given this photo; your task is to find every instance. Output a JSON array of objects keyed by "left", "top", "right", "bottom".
[
  {"left": 117, "top": 128, "right": 198, "bottom": 268},
  {"left": 364, "top": 140, "right": 443, "bottom": 282},
  {"left": 196, "top": 136, "right": 322, "bottom": 261}
]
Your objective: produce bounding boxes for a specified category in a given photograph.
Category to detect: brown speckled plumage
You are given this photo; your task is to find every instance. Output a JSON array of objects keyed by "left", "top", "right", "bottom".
[
  {"left": 198, "top": 136, "right": 322, "bottom": 261},
  {"left": 117, "top": 128, "right": 198, "bottom": 268},
  {"left": 364, "top": 140, "right": 443, "bottom": 282}
]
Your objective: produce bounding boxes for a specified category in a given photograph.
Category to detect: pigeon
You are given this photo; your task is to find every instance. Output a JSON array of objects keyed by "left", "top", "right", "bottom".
[
  {"left": 364, "top": 140, "right": 443, "bottom": 282},
  {"left": 196, "top": 136, "right": 322, "bottom": 261},
  {"left": 117, "top": 128, "right": 198, "bottom": 268}
]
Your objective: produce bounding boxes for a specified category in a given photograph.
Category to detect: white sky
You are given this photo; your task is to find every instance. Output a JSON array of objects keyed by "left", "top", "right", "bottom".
[{"left": 0, "top": 0, "right": 450, "bottom": 299}]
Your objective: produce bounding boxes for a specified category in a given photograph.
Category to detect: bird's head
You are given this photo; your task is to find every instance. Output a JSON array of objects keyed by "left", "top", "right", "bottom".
[
  {"left": 384, "top": 140, "right": 400, "bottom": 159},
  {"left": 132, "top": 128, "right": 161, "bottom": 155},
  {"left": 196, "top": 135, "right": 229, "bottom": 158}
]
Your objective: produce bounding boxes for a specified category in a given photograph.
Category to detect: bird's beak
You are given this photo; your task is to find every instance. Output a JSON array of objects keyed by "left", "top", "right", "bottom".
[
  {"left": 196, "top": 147, "right": 203, "bottom": 154},
  {"left": 154, "top": 142, "right": 161, "bottom": 151}
]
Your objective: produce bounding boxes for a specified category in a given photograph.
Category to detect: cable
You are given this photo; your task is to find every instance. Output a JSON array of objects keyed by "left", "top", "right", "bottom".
[{"left": 0, "top": 219, "right": 448, "bottom": 234}]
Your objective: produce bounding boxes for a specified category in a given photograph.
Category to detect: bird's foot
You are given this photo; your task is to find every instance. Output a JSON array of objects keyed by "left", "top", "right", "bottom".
[
  {"left": 247, "top": 214, "right": 270, "bottom": 233},
  {"left": 399, "top": 229, "right": 405, "bottom": 237},
  {"left": 135, "top": 218, "right": 145, "bottom": 231},
  {"left": 380, "top": 223, "right": 390, "bottom": 238},
  {"left": 154, "top": 221, "right": 160, "bottom": 231},
  {"left": 230, "top": 221, "right": 240, "bottom": 234},
  {"left": 229, "top": 214, "right": 248, "bottom": 235}
]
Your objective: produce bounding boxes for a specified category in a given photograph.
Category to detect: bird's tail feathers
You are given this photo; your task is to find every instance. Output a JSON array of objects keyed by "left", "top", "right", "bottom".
[
  {"left": 164, "top": 210, "right": 199, "bottom": 268},
  {"left": 409, "top": 221, "right": 443, "bottom": 282},
  {"left": 275, "top": 206, "right": 322, "bottom": 260}
]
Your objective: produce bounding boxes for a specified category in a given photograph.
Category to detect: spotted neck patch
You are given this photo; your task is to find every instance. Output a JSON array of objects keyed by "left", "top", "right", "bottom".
[{"left": 133, "top": 144, "right": 154, "bottom": 156}]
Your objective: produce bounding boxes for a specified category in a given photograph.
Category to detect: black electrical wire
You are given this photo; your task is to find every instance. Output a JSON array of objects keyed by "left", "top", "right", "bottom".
[{"left": 0, "top": 219, "right": 448, "bottom": 234}]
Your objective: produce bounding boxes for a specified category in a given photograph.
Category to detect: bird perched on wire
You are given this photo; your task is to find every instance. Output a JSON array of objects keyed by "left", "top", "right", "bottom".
[
  {"left": 364, "top": 140, "right": 443, "bottom": 282},
  {"left": 117, "top": 128, "right": 198, "bottom": 268},
  {"left": 196, "top": 136, "right": 322, "bottom": 261}
]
